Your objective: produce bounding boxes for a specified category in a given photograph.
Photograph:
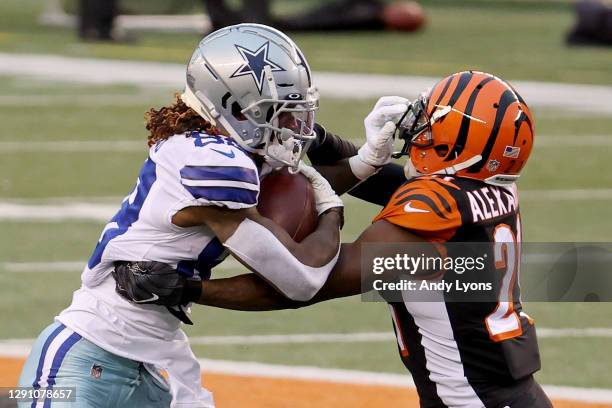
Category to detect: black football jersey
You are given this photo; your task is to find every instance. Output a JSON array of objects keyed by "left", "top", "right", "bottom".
[{"left": 373, "top": 175, "right": 541, "bottom": 408}]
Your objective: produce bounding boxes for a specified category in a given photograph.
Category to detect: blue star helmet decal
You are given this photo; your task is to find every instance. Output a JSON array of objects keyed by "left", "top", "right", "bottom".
[{"left": 230, "top": 41, "right": 285, "bottom": 95}]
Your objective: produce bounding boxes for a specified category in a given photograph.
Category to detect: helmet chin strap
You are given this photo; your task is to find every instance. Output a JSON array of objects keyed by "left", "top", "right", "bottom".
[
  {"left": 431, "top": 155, "right": 482, "bottom": 175},
  {"left": 404, "top": 155, "right": 482, "bottom": 179}
]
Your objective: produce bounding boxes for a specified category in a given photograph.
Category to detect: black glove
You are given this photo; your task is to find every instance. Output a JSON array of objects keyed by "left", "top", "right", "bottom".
[
  {"left": 112, "top": 261, "right": 203, "bottom": 325},
  {"left": 112, "top": 261, "right": 203, "bottom": 306}
]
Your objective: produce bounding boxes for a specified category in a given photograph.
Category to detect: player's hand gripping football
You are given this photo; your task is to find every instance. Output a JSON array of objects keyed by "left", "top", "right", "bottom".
[
  {"left": 349, "top": 96, "right": 410, "bottom": 180},
  {"left": 298, "top": 162, "right": 344, "bottom": 216}
]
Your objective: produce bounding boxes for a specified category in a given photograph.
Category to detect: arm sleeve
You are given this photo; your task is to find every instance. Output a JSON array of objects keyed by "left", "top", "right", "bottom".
[
  {"left": 224, "top": 218, "right": 340, "bottom": 301},
  {"left": 307, "top": 124, "right": 407, "bottom": 206}
]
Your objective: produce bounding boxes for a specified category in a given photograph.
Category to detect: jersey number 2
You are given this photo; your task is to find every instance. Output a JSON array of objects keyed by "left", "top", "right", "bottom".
[{"left": 485, "top": 218, "right": 523, "bottom": 342}]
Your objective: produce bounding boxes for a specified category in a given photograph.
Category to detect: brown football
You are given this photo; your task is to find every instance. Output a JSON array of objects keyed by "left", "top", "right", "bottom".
[
  {"left": 257, "top": 168, "right": 318, "bottom": 242},
  {"left": 382, "top": 1, "right": 426, "bottom": 32}
]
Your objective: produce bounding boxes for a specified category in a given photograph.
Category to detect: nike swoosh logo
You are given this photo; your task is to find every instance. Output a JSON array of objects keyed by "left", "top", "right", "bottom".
[
  {"left": 133, "top": 293, "right": 159, "bottom": 303},
  {"left": 211, "top": 148, "right": 235, "bottom": 159},
  {"left": 404, "top": 201, "right": 430, "bottom": 213}
]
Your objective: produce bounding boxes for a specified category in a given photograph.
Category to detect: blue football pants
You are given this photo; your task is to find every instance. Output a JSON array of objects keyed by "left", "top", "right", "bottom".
[{"left": 18, "top": 322, "right": 172, "bottom": 407}]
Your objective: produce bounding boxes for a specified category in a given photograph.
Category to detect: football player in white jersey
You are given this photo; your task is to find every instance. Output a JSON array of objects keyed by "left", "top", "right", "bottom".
[{"left": 17, "top": 24, "right": 406, "bottom": 408}]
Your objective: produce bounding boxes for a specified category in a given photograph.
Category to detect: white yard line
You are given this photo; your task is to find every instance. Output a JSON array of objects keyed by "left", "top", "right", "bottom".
[
  {"left": 0, "top": 202, "right": 117, "bottom": 222},
  {"left": 196, "top": 359, "right": 612, "bottom": 404},
  {"left": 537, "top": 135, "right": 612, "bottom": 147},
  {"left": 537, "top": 328, "right": 612, "bottom": 338},
  {"left": 207, "top": 358, "right": 612, "bottom": 403},
  {"left": 0, "top": 340, "right": 610, "bottom": 402},
  {"left": 0, "top": 188, "right": 610, "bottom": 223},
  {"left": 0, "top": 135, "right": 609, "bottom": 153},
  {"left": 1, "top": 261, "right": 86, "bottom": 273},
  {"left": 0, "top": 140, "right": 145, "bottom": 153},
  {"left": 2, "top": 53, "right": 612, "bottom": 112},
  {"left": 2, "top": 328, "right": 611, "bottom": 349},
  {"left": 188, "top": 328, "right": 612, "bottom": 344},
  {"left": 189, "top": 332, "right": 395, "bottom": 345},
  {"left": 0, "top": 94, "right": 168, "bottom": 107},
  {"left": 519, "top": 188, "right": 612, "bottom": 201}
]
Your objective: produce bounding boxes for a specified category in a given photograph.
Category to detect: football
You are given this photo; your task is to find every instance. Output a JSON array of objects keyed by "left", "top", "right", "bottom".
[
  {"left": 382, "top": 1, "right": 426, "bottom": 32},
  {"left": 257, "top": 168, "right": 318, "bottom": 242}
]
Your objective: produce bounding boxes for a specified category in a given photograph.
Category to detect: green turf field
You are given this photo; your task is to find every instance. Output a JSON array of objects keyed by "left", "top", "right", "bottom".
[
  {"left": 1, "top": 77, "right": 612, "bottom": 388},
  {"left": 1, "top": 0, "right": 611, "bottom": 393},
  {"left": 2, "top": 0, "right": 612, "bottom": 84}
]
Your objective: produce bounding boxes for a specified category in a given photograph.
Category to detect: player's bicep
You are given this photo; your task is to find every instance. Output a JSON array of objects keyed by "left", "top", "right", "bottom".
[{"left": 171, "top": 205, "right": 256, "bottom": 242}]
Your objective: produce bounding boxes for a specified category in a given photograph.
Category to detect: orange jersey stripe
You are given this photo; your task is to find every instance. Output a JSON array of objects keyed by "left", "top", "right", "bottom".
[{"left": 373, "top": 177, "right": 462, "bottom": 241}]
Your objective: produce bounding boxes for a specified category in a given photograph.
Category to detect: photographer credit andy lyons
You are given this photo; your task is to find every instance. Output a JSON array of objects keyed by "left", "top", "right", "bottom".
[{"left": 366, "top": 251, "right": 496, "bottom": 300}]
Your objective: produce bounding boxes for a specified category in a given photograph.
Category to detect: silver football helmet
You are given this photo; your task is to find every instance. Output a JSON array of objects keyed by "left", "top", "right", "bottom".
[{"left": 181, "top": 23, "right": 319, "bottom": 169}]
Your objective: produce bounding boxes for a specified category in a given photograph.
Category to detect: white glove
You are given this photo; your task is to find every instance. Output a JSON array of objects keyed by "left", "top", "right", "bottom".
[
  {"left": 349, "top": 96, "right": 410, "bottom": 180},
  {"left": 299, "top": 162, "right": 344, "bottom": 215}
]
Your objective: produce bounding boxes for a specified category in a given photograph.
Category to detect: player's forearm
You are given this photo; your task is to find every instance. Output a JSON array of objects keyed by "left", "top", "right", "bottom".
[
  {"left": 223, "top": 210, "right": 341, "bottom": 301},
  {"left": 198, "top": 241, "right": 361, "bottom": 311},
  {"left": 198, "top": 274, "right": 303, "bottom": 311},
  {"left": 293, "top": 209, "right": 342, "bottom": 265},
  {"left": 243, "top": 208, "right": 341, "bottom": 267},
  {"left": 307, "top": 124, "right": 359, "bottom": 165},
  {"left": 349, "top": 163, "right": 406, "bottom": 206},
  {"left": 308, "top": 125, "right": 407, "bottom": 205},
  {"left": 314, "top": 159, "right": 362, "bottom": 196}
]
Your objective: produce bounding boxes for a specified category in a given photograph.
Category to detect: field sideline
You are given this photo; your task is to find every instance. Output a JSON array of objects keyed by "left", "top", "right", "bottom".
[{"left": 1, "top": 350, "right": 612, "bottom": 407}]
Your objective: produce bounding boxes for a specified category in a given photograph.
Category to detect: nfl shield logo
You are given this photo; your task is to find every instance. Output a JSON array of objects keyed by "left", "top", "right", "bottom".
[
  {"left": 486, "top": 160, "right": 500, "bottom": 172},
  {"left": 90, "top": 364, "right": 103, "bottom": 379},
  {"left": 503, "top": 145, "right": 520, "bottom": 158}
]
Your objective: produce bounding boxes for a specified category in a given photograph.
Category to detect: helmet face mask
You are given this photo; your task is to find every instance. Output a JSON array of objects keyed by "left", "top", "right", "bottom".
[
  {"left": 399, "top": 96, "right": 432, "bottom": 148},
  {"left": 240, "top": 88, "right": 318, "bottom": 167},
  {"left": 181, "top": 24, "right": 319, "bottom": 169},
  {"left": 393, "top": 94, "right": 450, "bottom": 157}
]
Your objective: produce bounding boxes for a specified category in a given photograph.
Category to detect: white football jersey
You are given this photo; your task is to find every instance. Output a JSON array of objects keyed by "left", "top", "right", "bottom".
[
  {"left": 84, "top": 131, "right": 260, "bottom": 287},
  {"left": 57, "top": 132, "right": 260, "bottom": 407}
]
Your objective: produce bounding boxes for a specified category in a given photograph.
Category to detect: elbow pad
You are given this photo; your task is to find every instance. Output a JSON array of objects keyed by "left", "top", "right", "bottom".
[{"left": 224, "top": 218, "right": 340, "bottom": 301}]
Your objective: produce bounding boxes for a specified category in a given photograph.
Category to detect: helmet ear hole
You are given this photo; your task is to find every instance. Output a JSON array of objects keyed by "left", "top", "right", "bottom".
[{"left": 434, "top": 144, "right": 449, "bottom": 158}]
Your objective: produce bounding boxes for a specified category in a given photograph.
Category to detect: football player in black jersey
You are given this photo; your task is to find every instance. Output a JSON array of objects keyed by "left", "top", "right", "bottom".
[{"left": 197, "top": 71, "right": 552, "bottom": 407}]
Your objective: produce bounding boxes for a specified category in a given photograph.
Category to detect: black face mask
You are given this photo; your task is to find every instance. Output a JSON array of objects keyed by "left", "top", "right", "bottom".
[{"left": 392, "top": 96, "right": 433, "bottom": 159}]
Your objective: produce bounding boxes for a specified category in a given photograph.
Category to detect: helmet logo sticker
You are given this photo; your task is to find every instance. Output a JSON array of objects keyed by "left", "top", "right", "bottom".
[
  {"left": 503, "top": 145, "right": 521, "bottom": 158},
  {"left": 486, "top": 159, "right": 501, "bottom": 172},
  {"left": 230, "top": 41, "right": 285, "bottom": 95}
]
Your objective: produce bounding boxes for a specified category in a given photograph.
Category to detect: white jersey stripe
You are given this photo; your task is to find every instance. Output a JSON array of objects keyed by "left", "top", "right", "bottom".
[
  {"left": 180, "top": 178, "right": 259, "bottom": 191},
  {"left": 404, "top": 299, "right": 484, "bottom": 407},
  {"left": 34, "top": 328, "right": 73, "bottom": 401}
]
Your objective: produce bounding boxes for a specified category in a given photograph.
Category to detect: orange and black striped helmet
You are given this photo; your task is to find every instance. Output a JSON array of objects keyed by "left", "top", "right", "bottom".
[{"left": 395, "top": 71, "right": 534, "bottom": 186}]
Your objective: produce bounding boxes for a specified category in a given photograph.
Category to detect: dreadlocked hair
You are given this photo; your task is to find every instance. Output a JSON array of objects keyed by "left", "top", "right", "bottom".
[{"left": 145, "top": 94, "right": 220, "bottom": 147}]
